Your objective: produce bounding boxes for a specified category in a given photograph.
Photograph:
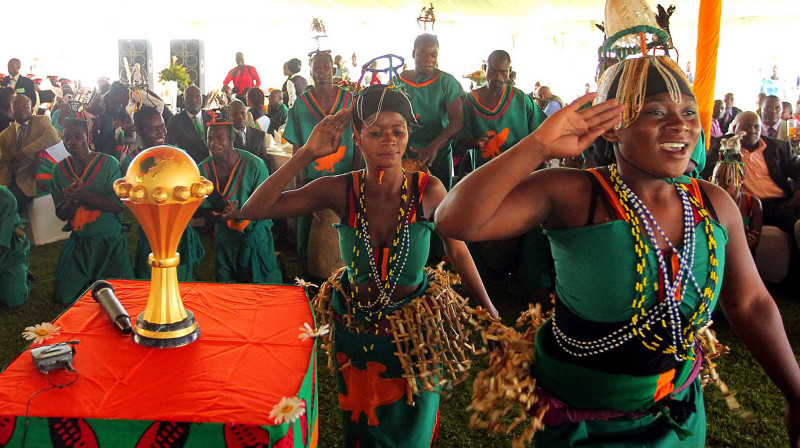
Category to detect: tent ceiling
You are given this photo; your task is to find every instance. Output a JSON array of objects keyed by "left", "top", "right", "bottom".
[{"left": 284, "top": 0, "right": 800, "bottom": 21}]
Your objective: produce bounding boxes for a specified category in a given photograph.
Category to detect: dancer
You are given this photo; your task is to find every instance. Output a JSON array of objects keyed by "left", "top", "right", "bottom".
[
  {"left": 232, "top": 85, "right": 497, "bottom": 446},
  {"left": 436, "top": 9, "right": 800, "bottom": 444}
]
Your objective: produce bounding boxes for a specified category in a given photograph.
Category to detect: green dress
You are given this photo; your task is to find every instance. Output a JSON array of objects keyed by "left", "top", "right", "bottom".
[
  {"left": 198, "top": 150, "right": 281, "bottom": 284},
  {"left": 461, "top": 85, "right": 551, "bottom": 288},
  {"left": 51, "top": 153, "right": 134, "bottom": 304},
  {"left": 121, "top": 148, "right": 205, "bottom": 281},
  {"left": 0, "top": 185, "right": 30, "bottom": 307},
  {"left": 396, "top": 71, "right": 464, "bottom": 190},
  {"left": 283, "top": 87, "right": 355, "bottom": 260},
  {"left": 461, "top": 85, "right": 546, "bottom": 169},
  {"left": 328, "top": 171, "right": 441, "bottom": 447},
  {"left": 533, "top": 171, "right": 727, "bottom": 447}
]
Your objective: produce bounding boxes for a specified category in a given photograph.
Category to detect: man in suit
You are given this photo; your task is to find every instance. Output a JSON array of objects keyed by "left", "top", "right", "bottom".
[
  {"left": 708, "top": 111, "right": 800, "bottom": 233},
  {"left": 0, "top": 94, "right": 61, "bottom": 211},
  {"left": 228, "top": 99, "right": 268, "bottom": 168},
  {"left": 1, "top": 59, "right": 36, "bottom": 107},
  {"left": 761, "top": 95, "right": 789, "bottom": 141},
  {"left": 166, "top": 85, "right": 213, "bottom": 164},
  {"left": 719, "top": 92, "right": 741, "bottom": 134}
]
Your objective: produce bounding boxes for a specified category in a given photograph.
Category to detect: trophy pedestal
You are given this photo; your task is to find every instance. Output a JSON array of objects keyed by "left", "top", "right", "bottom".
[{"left": 132, "top": 310, "right": 200, "bottom": 348}]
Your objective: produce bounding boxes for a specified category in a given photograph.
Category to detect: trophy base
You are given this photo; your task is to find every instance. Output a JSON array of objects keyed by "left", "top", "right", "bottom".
[{"left": 132, "top": 310, "right": 200, "bottom": 348}]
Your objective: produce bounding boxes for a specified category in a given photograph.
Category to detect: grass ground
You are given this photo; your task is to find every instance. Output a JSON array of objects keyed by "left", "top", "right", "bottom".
[{"left": 1, "top": 211, "right": 798, "bottom": 447}]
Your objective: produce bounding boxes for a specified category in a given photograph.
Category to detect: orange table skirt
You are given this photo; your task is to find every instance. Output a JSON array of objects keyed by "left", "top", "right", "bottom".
[{"left": 0, "top": 281, "right": 316, "bottom": 426}]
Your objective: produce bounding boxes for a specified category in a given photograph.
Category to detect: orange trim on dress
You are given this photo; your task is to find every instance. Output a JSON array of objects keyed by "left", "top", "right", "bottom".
[
  {"left": 469, "top": 85, "right": 506, "bottom": 113},
  {"left": 66, "top": 154, "right": 99, "bottom": 183},
  {"left": 399, "top": 72, "right": 442, "bottom": 88},
  {"left": 309, "top": 89, "right": 342, "bottom": 115},
  {"left": 212, "top": 158, "right": 243, "bottom": 197},
  {"left": 587, "top": 169, "right": 627, "bottom": 221}
]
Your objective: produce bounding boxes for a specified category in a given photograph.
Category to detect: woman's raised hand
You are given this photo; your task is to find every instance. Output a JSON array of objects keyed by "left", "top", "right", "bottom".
[
  {"left": 303, "top": 107, "right": 353, "bottom": 159},
  {"left": 534, "top": 93, "right": 623, "bottom": 160}
]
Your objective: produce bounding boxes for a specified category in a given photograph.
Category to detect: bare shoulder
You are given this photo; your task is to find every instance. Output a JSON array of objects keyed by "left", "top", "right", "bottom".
[
  {"left": 527, "top": 167, "right": 597, "bottom": 228},
  {"left": 695, "top": 179, "right": 739, "bottom": 228},
  {"left": 422, "top": 173, "right": 447, "bottom": 211},
  {"left": 524, "top": 166, "right": 593, "bottom": 196}
]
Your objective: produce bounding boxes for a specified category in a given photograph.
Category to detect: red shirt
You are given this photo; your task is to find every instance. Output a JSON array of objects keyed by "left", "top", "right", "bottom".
[{"left": 224, "top": 65, "right": 260, "bottom": 94}]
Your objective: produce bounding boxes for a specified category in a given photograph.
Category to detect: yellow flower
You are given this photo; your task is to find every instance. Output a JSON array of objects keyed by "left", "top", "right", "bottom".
[
  {"left": 298, "top": 323, "right": 330, "bottom": 341},
  {"left": 21, "top": 322, "right": 61, "bottom": 345},
  {"left": 269, "top": 396, "right": 305, "bottom": 424}
]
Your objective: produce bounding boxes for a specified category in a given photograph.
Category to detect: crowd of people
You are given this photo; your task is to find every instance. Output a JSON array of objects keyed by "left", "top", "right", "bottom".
[{"left": 1, "top": 5, "right": 800, "bottom": 445}]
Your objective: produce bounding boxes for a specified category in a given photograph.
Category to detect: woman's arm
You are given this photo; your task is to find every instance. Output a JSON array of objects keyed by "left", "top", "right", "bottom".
[
  {"left": 235, "top": 108, "right": 352, "bottom": 221},
  {"left": 704, "top": 182, "right": 800, "bottom": 445},
  {"left": 436, "top": 94, "right": 622, "bottom": 241}
]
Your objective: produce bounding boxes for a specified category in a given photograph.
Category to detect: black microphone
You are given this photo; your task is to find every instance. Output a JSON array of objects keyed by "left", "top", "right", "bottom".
[{"left": 91, "top": 281, "right": 132, "bottom": 334}]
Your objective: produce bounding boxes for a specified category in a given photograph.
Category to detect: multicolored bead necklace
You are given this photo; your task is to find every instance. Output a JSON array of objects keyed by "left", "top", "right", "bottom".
[
  {"left": 610, "top": 164, "right": 717, "bottom": 360},
  {"left": 551, "top": 165, "right": 719, "bottom": 361},
  {"left": 350, "top": 169, "right": 413, "bottom": 320}
]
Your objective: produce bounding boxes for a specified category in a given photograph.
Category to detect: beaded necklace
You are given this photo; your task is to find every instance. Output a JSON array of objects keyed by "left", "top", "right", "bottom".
[
  {"left": 551, "top": 165, "right": 719, "bottom": 361},
  {"left": 350, "top": 169, "right": 413, "bottom": 320}
]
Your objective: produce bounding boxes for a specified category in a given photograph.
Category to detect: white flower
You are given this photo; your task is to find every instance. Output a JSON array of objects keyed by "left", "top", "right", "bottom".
[
  {"left": 22, "top": 322, "right": 61, "bottom": 345},
  {"left": 270, "top": 396, "right": 306, "bottom": 424},
  {"left": 294, "top": 277, "right": 318, "bottom": 289},
  {"left": 298, "top": 323, "right": 330, "bottom": 341}
]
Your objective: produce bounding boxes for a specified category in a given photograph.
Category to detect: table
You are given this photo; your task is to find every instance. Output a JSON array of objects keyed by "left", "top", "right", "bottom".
[{"left": 0, "top": 281, "right": 319, "bottom": 448}]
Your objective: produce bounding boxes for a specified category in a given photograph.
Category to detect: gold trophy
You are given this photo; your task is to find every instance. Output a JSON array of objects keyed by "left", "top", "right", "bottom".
[{"left": 113, "top": 146, "right": 213, "bottom": 348}]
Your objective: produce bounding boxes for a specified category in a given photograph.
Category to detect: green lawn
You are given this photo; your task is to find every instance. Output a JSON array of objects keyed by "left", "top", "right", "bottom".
[{"left": 1, "top": 213, "right": 798, "bottom": 447}]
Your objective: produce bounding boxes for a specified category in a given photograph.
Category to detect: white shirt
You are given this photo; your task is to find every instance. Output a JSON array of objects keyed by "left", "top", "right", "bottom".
[
  {"left": 234, "top": 128, "right": 247, "bottom": 145},
  {"left": 7, "top": 75, "right": 18, "bottom": 89},
  {"left": 255, "top": 115, "right": 270, "bottom": 132},
  {"left": 286, "top": 73, "right": 305, "bottom": 109},
  {"left": 187, "top": 109, "right": 204, "bottom": 122}
]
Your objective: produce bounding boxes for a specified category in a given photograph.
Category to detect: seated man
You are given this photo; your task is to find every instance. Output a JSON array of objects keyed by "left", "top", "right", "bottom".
[
  {"left": 197, "top": 122, "right": 281, "bottom": 283},
  {"left": 0, "top": 94, "right": 60, "bottom": 210},
  {"left": 708, "top": 111, "right": 800, "bottom": 234},
  {"left": 51, "top": 119, "right": 133, "bottom": 303},
  {"left": 0, "top": 184, "right": 30, "bottom": 307}
]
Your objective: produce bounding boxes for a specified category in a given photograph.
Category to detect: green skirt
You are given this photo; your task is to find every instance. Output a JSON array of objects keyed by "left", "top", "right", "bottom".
[
  {"left": 54, "top": 229, "right": 134, "bottom": 304},
  {"left": 315, "top": 268, "right": 478, "bottom": 448},
  {"left": 214, "top": 220, "right": 281, "bottom": 284},
  {"left": 533, "top": 321, "right": 706, "bottom": 447}
]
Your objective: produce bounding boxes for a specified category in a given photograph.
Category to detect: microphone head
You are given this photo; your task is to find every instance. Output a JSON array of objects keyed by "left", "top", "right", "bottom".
[{"left": 91, "top": 280, "right": 114, "bottom": 301}]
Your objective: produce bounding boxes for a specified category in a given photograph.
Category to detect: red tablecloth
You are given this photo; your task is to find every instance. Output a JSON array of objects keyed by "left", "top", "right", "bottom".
[{"left": 0, "top": 281, "right": 315, "bottom": 426}]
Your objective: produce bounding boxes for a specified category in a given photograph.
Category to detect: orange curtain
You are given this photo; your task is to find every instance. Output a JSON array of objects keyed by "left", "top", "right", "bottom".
[{"left": 694, "top": 0, "right": 723, "bottom": 137}]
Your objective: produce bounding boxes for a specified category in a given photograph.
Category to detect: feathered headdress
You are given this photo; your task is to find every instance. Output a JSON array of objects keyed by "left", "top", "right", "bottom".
[{"left": 595, "top": 0, "right": 692, "bottom": 128}]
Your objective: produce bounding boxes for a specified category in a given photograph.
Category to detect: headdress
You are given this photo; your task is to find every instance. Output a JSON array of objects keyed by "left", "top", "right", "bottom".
[
  {"left": 353, "top": 84, "right": 416, "bottom": 131},
  {"left": 595, "top": 0, "right": 692, "bottom": 128},
  {"left": 711, "top": 131, "right": 746, "bottom": 188},
  {"left": 417, "top": 3, "right": 435, "bottom": 31},
  {"left": 206, "top": 120, "right": 235, "bottom": 142}
]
